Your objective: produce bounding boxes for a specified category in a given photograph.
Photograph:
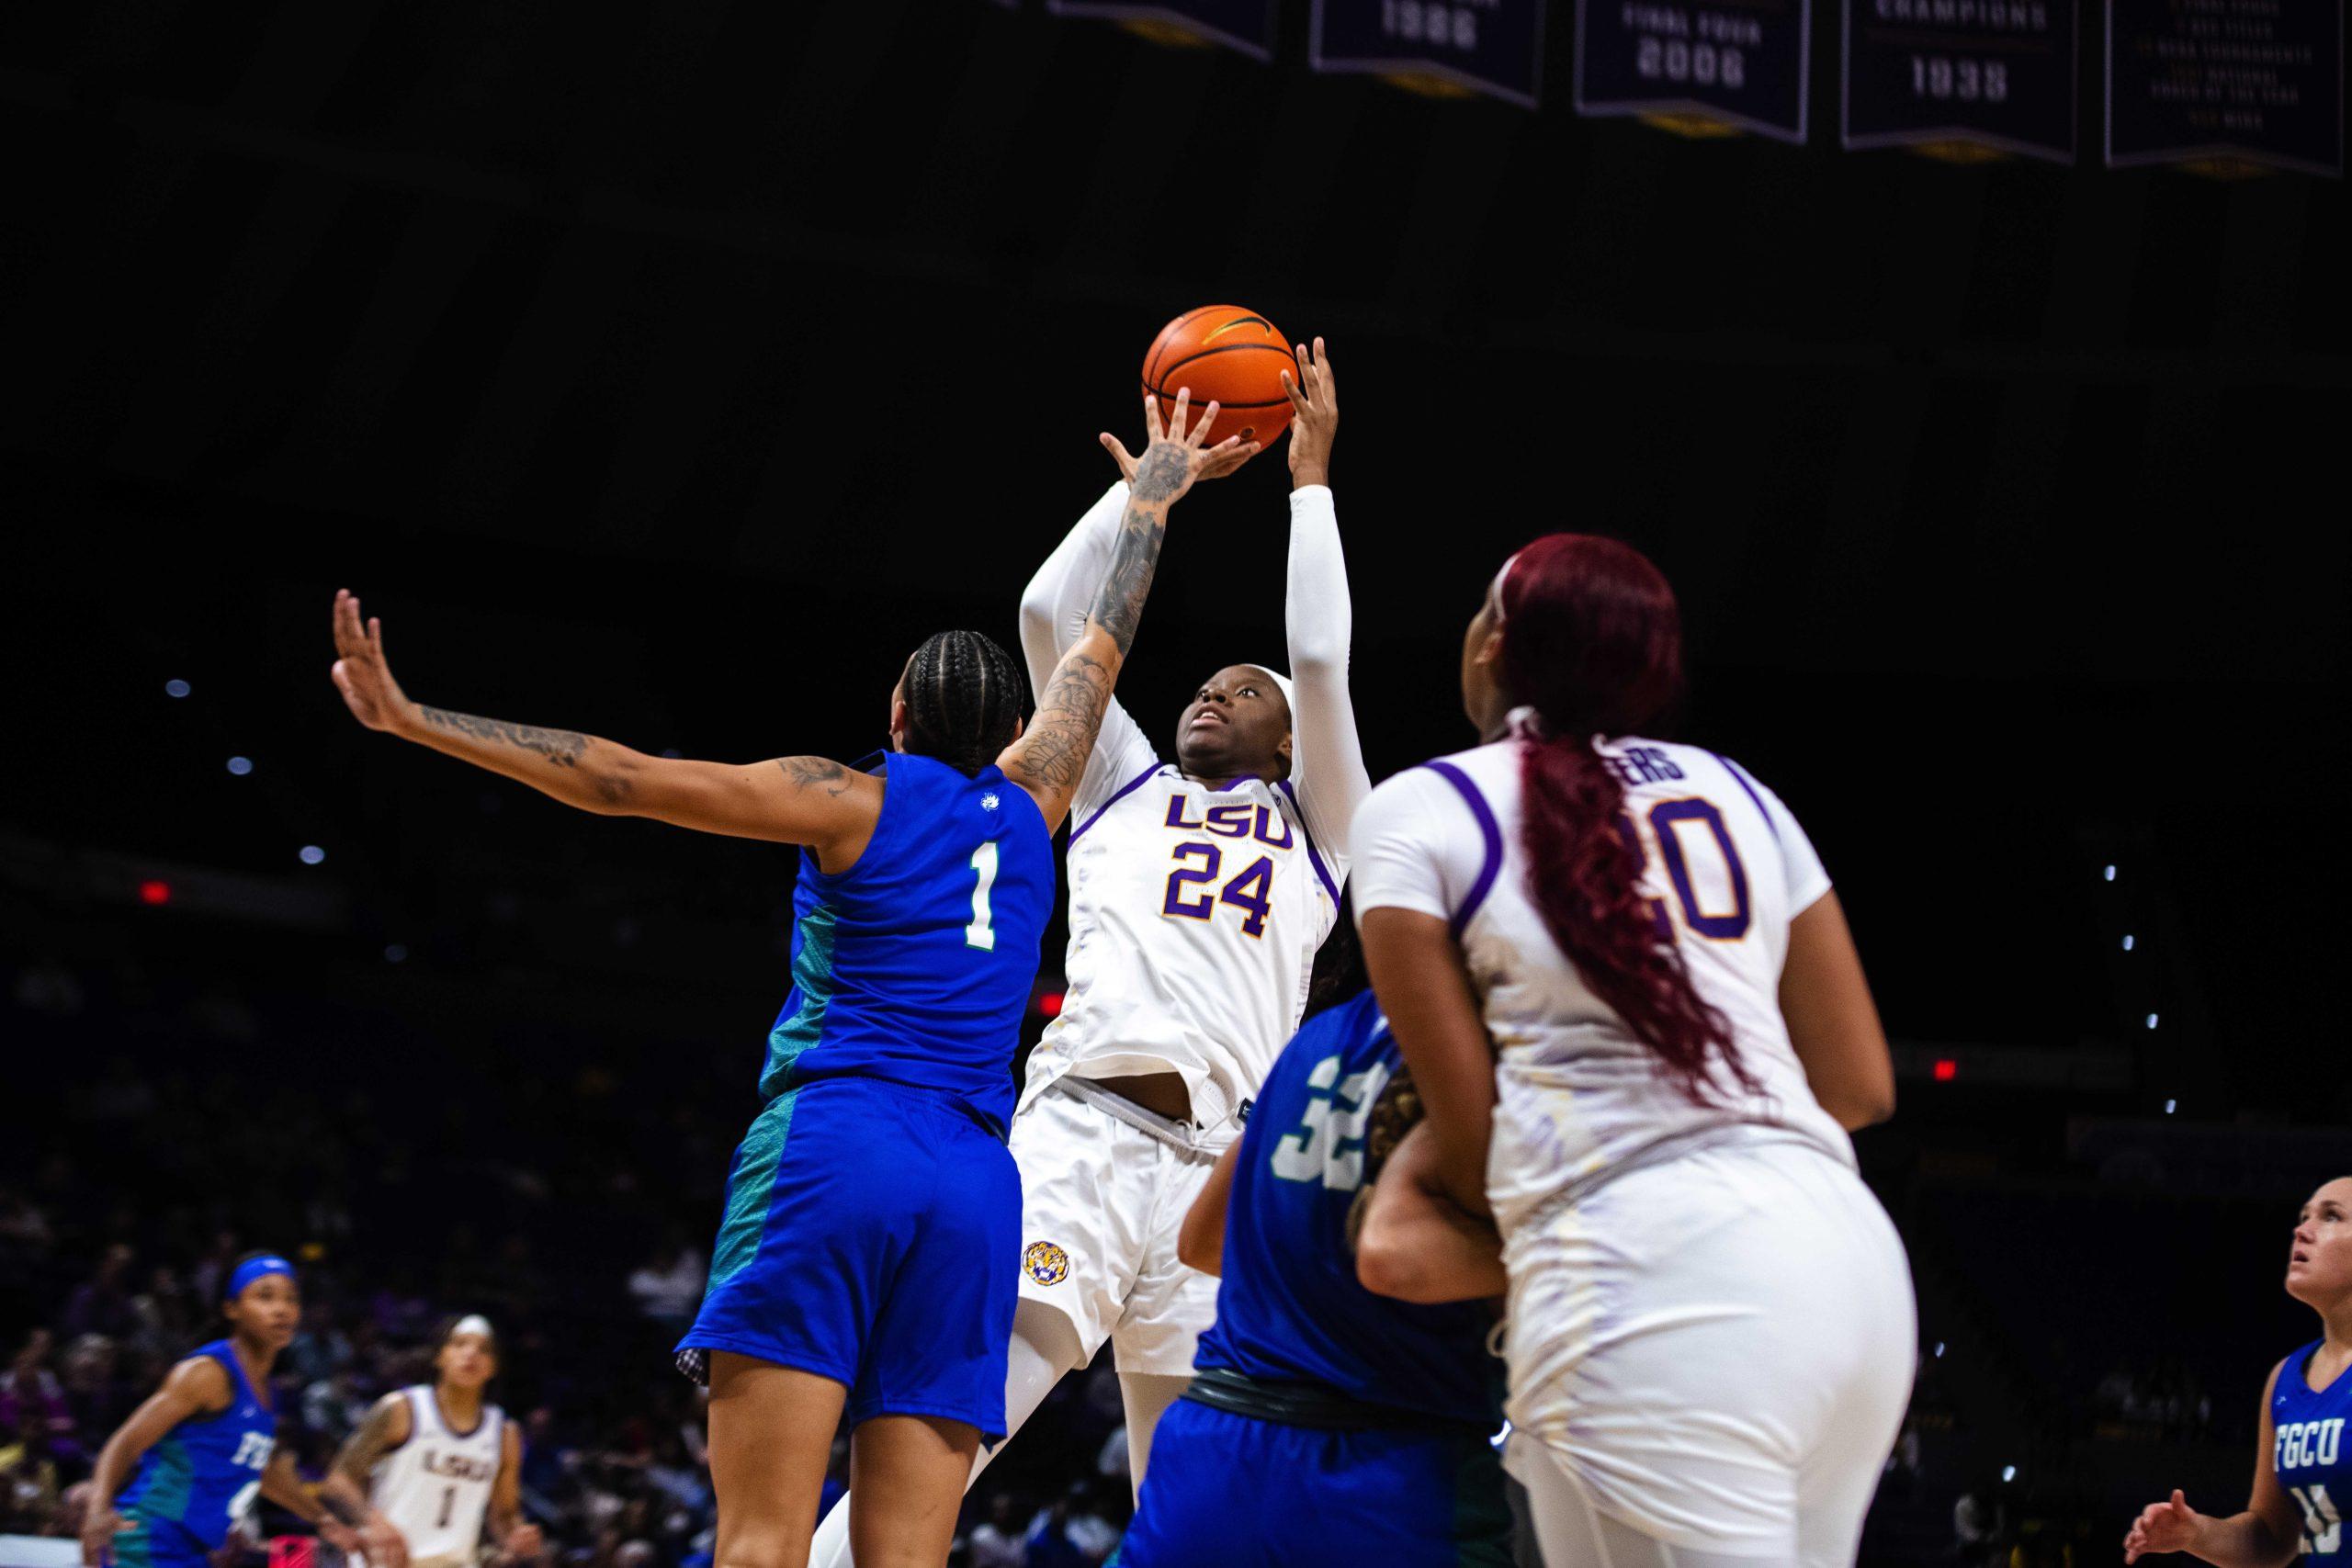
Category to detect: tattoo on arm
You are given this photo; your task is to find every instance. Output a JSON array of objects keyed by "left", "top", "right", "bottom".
[
  {"left": 333, "top": 1398, "right": 404, "bottom": 1488},
  {"left": 778, "top": 757, "right": 851, "bottom": 795},
  {"left": 419, "top": 709, "right": 588, "bottom": 768},
  {"left": 1009, "top": 652, "right": 1111, "bottom": 791},
  {"left": 1131, "top": 445, "right": 1188, "bottom": 503},
  {"left": 1088, "top": 494, "right": 1170, "bottom": 657}
]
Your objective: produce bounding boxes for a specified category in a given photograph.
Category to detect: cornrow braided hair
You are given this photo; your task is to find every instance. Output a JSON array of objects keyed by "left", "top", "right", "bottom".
[{"left": 902, "top": 629, "right": 1026, "bottom": 777}]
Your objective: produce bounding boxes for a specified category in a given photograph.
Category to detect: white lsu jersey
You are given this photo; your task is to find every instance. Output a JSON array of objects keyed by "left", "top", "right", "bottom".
[
  {"left": 1020, "top": 763, "right": 1344, "bottom": 1138},
  {"left": 368, "top": 1387, "right": 503, "bottom": 1567},
  {"left": 1350, "top": 728, "right": 1856, "bottom": 1241}
]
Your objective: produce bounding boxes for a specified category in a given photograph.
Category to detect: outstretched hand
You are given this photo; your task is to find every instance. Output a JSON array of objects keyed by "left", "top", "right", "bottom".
[
  {"left": 330, "top": 590, "right": 417, "bottom": 735},
  {"left": 1099, "top": 388, "right": 1260, "bottom": 501},
  {"left": 1282, "top": 335, "right": 1336, "bottom": 489},
  {"left": 2122, "top": 1489, "right": 2204, "bottom": 1562}
]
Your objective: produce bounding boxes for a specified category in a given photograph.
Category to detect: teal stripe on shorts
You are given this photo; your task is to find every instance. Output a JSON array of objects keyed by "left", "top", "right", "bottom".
[{"left": 709, "top": 1089, "right": 801, "bottom": 1290}]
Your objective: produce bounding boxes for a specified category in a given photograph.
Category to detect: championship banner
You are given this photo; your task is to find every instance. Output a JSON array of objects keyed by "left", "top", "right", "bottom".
[
  {"left": 1310, "top": 0, "right": 1548, "bottom": 107},
  {"left": 2106, "top": 0, "right": 2344, "bottom": 176},
  {"left": 1045, "top": 0, "right": 1280, "bottom": 59},
  {"left": 1576, "top": 0, "right": 1812, "bottom": 141},
  {"left": 1843, "top": 0, "right": 2078, "bottom": 162}
]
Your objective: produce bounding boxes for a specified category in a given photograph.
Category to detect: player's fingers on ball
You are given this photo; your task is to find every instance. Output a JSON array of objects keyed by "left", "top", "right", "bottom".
[
  {"left": 1170, "top": 385, "right": 1192, "bottom": 434},
  {"left": 1142, "top": 390, "right": 1163, "bottom": 443},
  {"left": 1282, "top": 371, "right": 1309, "bottom": 414},
  {"left": 1193, "top": 400, "right": 1220, "bottom": 446}
]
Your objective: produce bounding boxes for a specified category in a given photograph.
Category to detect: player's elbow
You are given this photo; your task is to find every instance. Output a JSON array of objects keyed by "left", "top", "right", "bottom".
[
  {"left": 1354, "top": 1223, "right": 1439, "bottom": 1305},
  {"left": 1822, "top": 1073, "right": 1896, "bottom": 1131},
  {"left": 1284, "top": 629, "right": 1350, "bottom": 682}
]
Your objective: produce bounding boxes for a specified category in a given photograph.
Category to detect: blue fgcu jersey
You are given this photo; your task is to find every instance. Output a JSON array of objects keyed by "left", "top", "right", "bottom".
[
  {"left": 760, "top": 752, "right": 1053, "bottom": 1131},
  {"left": 115, "top": 1341, "right": 276, "bottom": 1550},
  {"left": 2275, "top": 1339, "right": 2352, "bottom": 1556},
  {"left": 1196, "top": 990, "right": 1506, "bottom": 1427}
]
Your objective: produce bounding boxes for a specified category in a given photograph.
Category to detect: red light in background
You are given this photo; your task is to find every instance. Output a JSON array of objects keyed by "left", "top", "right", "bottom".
[
  {"left": 138, "top": 880, "right": 172, "bottom": 907},
  {"left": 1036, "top": 991, "right": 1066, "bottom": 1018},
  {"left": 1933, "top": 1058, "right": 1958, "bottom": 1082}
]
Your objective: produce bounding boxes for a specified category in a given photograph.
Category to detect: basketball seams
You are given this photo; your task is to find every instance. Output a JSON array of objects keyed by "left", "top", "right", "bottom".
[
  {"left": 1143, "top": 305, "right": 1226, "bottom": 388},
  {"left": 1136, "top": 382, "right": 1292, "bottom": 412},
  {"left": 1143, "top": 342, "right": 1300, "bottom": 398}
]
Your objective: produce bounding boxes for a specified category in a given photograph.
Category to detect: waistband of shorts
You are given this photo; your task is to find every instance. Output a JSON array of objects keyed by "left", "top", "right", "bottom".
[
  {"left": 1182, "top": 1366, "right": 1492, "bottom": 1436},
  {"left": 1053, "top": 1077, "right": 1225, "bottom": 1157},
  {"left": 1505, "top": 1120, "right": 1851, "bottom": 1237}
]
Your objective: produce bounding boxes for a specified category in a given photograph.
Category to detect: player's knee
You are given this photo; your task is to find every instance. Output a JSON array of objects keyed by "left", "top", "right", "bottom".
[{"left": 716, "top": 1519, "right": 812, "bottom": 1568}]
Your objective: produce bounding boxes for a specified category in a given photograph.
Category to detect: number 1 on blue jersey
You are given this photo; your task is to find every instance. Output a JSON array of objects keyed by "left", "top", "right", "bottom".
[{"left": 967, "top": 841, "right": 999, "bottom": 950}]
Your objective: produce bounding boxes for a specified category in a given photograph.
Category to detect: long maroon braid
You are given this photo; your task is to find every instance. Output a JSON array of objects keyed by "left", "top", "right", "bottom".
[{"left": 1498, "top": 535, "right": 1756, "bottom": 1105}]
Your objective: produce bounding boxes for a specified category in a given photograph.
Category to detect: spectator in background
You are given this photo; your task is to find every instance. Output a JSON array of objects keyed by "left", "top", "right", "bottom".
[
  {"left": 1, "top": 1403, "right": 64, "bottom": 1531},
  {"left": 285, "top": 1301, "right": 353, "bottom": 1386},
  {"left": 60, "top": 1336, "right": 129, "bottom": 1450},
  {"left": 1023, "top": 1496, "right": 1088, "bottom": 1568},
  {"left": 1, "top": 1331, "right": 72, "bottom": 1444},
  {"left": 624, "top": 1238, "right": 703, "bottom": 1329},
  {"left": 967, "top": 1492, "right": 1028, "bottom": 1568},
  {"left": 63, "top": 1246, "right": 140, "bottom": 1341},
  {"left": 188, "top": 1233, "right": 241, "bottom": 1308},
  {"left": 130, "top": 1266, "right": 196, "bottom": 1359}
]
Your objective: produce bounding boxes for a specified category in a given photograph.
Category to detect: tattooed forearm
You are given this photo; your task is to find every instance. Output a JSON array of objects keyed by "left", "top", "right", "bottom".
[
  {"left": 1011, "top": 653, "right": 1112, "bottom": 791},
  {"left": 332, "top": 1397, "right": 403, "bottom": 1487},
  {"left": 420, "top": 707, "right": 588, "bottom": 769},
  {"left": 1089, "top": 500, "right": 1169, "bottom": 658},
  {"left": 778, "top": 757, "right": 851, "bottom": 796}
]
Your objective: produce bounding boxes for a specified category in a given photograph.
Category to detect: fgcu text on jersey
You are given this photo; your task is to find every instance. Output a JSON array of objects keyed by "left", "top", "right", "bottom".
[{"left": 2274, "top": 1340, "right": 2352, "bottom": 1555}]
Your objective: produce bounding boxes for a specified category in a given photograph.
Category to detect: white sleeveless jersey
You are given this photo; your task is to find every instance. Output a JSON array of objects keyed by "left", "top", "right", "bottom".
[
  {"left": 1020, "top": 764, "right": 1344, "bottom": 1137},
  {"left": 1350, "top": 730, "right": 1856, "bottom": 1240},
  {"left": 369, "top": 1388, "right": 503, "bottom": 1565}
]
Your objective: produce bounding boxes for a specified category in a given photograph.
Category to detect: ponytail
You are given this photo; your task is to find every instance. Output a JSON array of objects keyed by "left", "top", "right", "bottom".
[
  {"left": 1517, "top": 730, "right": 1754, "bottom": 1105},
  {"left": 1498, "top": 536, "right": 1757, "bottom": 1106}
]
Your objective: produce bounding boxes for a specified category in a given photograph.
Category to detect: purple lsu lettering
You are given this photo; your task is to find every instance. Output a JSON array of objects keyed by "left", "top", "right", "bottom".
[{"left": 1160, "top": 794, "right": 1292, "bottom": 938}]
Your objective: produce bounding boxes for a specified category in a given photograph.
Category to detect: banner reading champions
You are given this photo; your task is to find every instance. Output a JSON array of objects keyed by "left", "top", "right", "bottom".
[
  {"left": 1046, "top": 0, "right": 1282, "bottom": 59},
  {"left": 1844, "top": 0, "right": 2077, "bottom": 162},
  {"left": 2106, "top": 0, "right": 2343, "bottom": 176},
  {"left": 1576, "top": 0, "right": 1812, "bottom": 140},
  {"left": 1310, "top": 0, "right": 1548, "bottom": 106}
]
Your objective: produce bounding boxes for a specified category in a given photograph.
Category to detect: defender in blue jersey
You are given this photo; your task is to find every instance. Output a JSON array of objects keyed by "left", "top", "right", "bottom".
[
  {"left": 330, "top": 389, "right": 1248, "bottom": 1568},
  {"left": 84, "top": 1256, "right": 378, "bottom": 1568},
  {"left": 2125, "top": 1176, "right": 2352, "bottom": 1563},
  {"left": 1117, "top": 991, "right": 1514, "bottom": 1568}
]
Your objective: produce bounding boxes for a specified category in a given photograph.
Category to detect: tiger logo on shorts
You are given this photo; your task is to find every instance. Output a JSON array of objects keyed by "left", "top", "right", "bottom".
[{"left": 1023, "top": 1241, "right": 1070, "bottom": 1285}]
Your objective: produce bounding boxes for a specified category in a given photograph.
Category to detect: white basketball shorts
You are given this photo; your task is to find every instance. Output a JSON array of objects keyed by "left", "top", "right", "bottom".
[
  {"left": 1008, "top": 1078, "right": 1225, "bottom": 1379},
  {"left": 1502, "top": 1134, "right": 1916, "bottom": 1566}
]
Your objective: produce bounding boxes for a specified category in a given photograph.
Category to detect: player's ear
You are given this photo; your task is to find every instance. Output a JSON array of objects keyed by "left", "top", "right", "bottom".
[
  {"left": 1011, "top": 714, "right": 1027, "bottom": 742},
  {"left": 888, "top": 696, "right": 910, "bottom": 753}
]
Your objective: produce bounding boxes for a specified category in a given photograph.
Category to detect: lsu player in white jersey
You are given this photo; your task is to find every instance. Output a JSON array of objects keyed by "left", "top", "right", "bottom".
[
  {"left": 806, "top": 340, "right": 1368, "bottom": 1568},
  {"left": 322, "top": 1317, "right": 541, "bottom": 1568},
  {"left": 1350, "top": 534, "right": 1916, "bottom": 1568}
]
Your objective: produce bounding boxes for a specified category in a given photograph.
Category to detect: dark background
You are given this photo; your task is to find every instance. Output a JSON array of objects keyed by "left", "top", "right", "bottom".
[{"left": 4, "top": 0, "right": 2348, "bottom": 1562}]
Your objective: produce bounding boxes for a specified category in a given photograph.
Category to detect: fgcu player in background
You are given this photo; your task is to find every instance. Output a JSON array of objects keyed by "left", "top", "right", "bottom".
[
  {"left": 1116, "top": 989, "right": 1513, "bottom": 1568},
  {"left": 81, "top": 1256, "right": 381, "bottom": 1568},
  {"left": 1350, "top": 536, "right": 1915, "bottom": 1568},
  {"left": 322, "top": 1315, "right": 541, "bottom": 1568},
  {"left": 330, "top": 393, "right": 1232, "bottom": 1568},
  {"left": 2125, "top": 1177, "right": 2352, "bottom": 1564}
]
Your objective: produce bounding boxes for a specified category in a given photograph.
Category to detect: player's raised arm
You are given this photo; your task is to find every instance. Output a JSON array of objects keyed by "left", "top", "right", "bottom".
[
  {"left": 998, "top": 390, "right": 1247, "bottom": 832},
  {"left": 1276, "top": 337, "right": 1371, "bottom": 852},
  {"left": 329, "top": 591, "right": 881, "bottom": 863}
]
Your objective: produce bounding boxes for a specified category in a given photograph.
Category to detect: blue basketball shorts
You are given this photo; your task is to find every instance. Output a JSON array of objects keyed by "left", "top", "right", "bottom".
[
  {"left": 677, "top": 1076, "right": 1021, "bottom": 1440},
  {"left": 1114, "top": 1398, "right": 1512, "bottom": 1568},
  {"left": 112, "top": 1516, "right": 213, "bottom": 1568}
]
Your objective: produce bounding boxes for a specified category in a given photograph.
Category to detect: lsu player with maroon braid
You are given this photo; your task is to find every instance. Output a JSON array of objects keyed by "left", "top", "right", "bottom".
[{"left": 1349, "top": 535, "right": 1915, "bottom": 1567}]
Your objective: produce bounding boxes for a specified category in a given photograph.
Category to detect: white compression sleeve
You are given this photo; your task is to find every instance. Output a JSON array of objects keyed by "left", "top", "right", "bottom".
[
  {"left": 804, "top": 1301, "right": 1088, "bottom": 1568},
  {"left": 1282, "top": 485, "right": 1371, "bottom": 862}
]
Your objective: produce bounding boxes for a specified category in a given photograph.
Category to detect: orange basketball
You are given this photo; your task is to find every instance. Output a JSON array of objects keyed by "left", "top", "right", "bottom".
[{"left": 1141, "top": 306, "right": 1297, "bottom": 450}]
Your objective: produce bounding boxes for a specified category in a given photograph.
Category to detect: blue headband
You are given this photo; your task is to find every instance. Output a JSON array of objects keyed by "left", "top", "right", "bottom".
[{"left": 225, "top": 1255, "right": 296, "bottom": 1303}]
